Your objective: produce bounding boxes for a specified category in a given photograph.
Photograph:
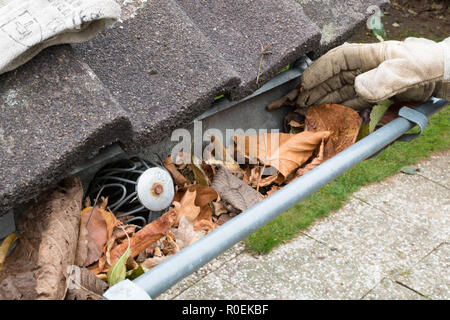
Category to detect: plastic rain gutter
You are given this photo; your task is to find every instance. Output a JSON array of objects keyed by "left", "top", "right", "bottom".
[{"left": 103, "top": 97, "right": 448, "bottom": 300}]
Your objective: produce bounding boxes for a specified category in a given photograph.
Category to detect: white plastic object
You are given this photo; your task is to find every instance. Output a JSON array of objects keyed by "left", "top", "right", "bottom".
[
  {"left": 103, "top": 279, "right": 151, "bottom": 300},
  {"left": 136, "top": 167, "right": 174, "bottom": 211}
]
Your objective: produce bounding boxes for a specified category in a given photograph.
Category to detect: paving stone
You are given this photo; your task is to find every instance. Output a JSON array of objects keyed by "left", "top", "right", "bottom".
[
  {"left": 177, "top": 0, "right": 321, "bottom": 100},
  {"left": 156, "top": 242, "right": 245, "bottom": 300},
  {"left": 363, "top": 277, "right": 426, "bottom": 300},
  {"left": 305, "top": 198, "right": 444, "bottom": 278},
  {"left": 174, "top": 272, "right": 253, "bottom": 300},
  {"left": 294, "top": 0, "right": 390, "bottom": 56},
  {"left": 181, "top": 235, "right": 381, "bottom": 300},
  {"left": 75, "top": 0, "right": 240, "bottom": 154},
  {"left": 353, "top": 174, "right": 450, "bottom": 243},
  {"left": 0, "top": 45, "right": 131, "bottom": 216},
  {"left": 416, "top": 150, "right": 450, "bottom": 189},
  {"left": 394, "top": 243, "right": 450, "bottom": 300}
]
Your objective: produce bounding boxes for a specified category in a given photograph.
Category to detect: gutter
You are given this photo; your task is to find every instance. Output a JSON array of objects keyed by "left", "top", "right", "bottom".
[{"left": 103, "top": 97, "right": 449, "bottom": 300}]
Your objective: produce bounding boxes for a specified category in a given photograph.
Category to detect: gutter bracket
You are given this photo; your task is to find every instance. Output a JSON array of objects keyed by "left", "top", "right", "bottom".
[
  {"left": 396, "top": 106, "right": 429, "bottom": 142},
  {"left": 367, "top": 106, "right": 429, "bottom": 159}
]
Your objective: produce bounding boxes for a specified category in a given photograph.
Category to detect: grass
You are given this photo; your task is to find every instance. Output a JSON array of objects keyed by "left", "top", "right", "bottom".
[{"left": 245, "top": 105, "right": 450, "bottom": 254}]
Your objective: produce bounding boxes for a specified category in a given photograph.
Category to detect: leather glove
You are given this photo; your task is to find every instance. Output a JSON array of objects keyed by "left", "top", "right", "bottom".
[{"left": 298, "top": 37, "right": 450, "bottom": 110}]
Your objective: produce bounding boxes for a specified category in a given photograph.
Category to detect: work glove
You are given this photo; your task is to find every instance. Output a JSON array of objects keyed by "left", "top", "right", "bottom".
[
  {"left": 298, "top": 37, "right": 450, "bottom": 110},
  {"left": 0, "top": 0, "right": 121, "bottom": 75}
]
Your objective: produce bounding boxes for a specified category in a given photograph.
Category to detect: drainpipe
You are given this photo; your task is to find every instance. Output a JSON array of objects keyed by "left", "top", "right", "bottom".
[{"left": 103, "top": 98, "right": 448, "bottom": 300}]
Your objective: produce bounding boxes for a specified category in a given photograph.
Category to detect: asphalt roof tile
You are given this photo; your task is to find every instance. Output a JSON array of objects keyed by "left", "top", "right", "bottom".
[{"left": 0, "top": 45, "right": 131, "bottom": 214}]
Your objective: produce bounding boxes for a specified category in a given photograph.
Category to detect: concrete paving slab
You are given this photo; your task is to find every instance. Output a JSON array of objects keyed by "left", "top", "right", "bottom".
[
  {"left": 178, "top": 234, "right": 381, "bottom": 300},
  {"left": 363, "top": 277, "right": 426, "bottom": 300},
  {"left": 353, "top": 174, "right": 450, "bottom": 243},
  {"left": 75, "top": 0, "right": 240, "bottom": 154},
  {"left": 394, "top": 243, "right": 450, "bottom": 300},
  {"left": 305, "top": 198, "right": 444, "bottom": 278},
  {"left": 0, "top": 45, "right": 131, "bottom": 215},
  {"left": 416, "top": 150, "right": 450, "bottom": 189},
  {"left": 174, "top": 271, "right": 254, "bottom": 300},
  {"left": 177, "top": 0, "right": 321, "bottom": 100},
  {"left": 156, "top": 242, "right": 245, "bottom": 300}
]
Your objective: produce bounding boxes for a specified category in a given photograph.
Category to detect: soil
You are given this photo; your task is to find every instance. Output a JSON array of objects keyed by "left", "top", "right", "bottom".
[{"left": 350, "top": 0, "right": 449, "bottom": 43}]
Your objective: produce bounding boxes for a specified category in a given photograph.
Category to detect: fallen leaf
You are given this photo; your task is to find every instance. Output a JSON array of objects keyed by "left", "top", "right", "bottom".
[
  {"left": 173, "top": 189, "right": 201, "bottom": 225},
  {"left": 107, "top": 247, "right": 130, "bottom": 286},
  {"left": 306, "top": 104, "right": 361, "bottom": 159},
  {"left": 163, "top": 155, "right": 190, "bottom": 187},
  {"left": 80, "top": 205, "right": 120, "bottom": 266},
  {"left": 400, "top": 166, "right": 418, "bottom": 175},
  {"left": 0, "top": 233, "right": 18, "bottom": 271},
  {"left": 0, "top": 176, "right": 83, "bottom": 300},
  {"left": 141, "top": 256, "right": 170, "bottom": 270},
  {"left": 206, "top": 136, "right": 241, "bottom": 170},
  {"left": 212, "top": 200, "right": 228, "bottom": 217},
  {"left": 369, "top": 100, "right": 394, "bottom": 133},
  {"left": 266, "top": 185, "right": 281, "bottom": 197},
  {"left": 172, "top": 216, "right": 205, "bottom": 250},
  {"left": 266, "top": 87, "right": 300, "bottom": 110},
  {"left": 74, "top": 220, "right": 88, "bottom": 267},
  {"left": 190, "top": 153, "right": 210, "bottom": 186},
  {"left": 216, "top": 213, "right": 233, "bottom": 226},
  {"left": 65, "top": 266, "right": 108, "bottom": 300},
  {"left": 212, "top": 167, "right": 261, "bottom": 212},
  {"left": 234, "top": 130, "right": 331, "bottom": 181},
  {"left": 194, "top": 206, "right": 214, "bottom": 232},
  {"left": 378, "top": 101, "right": 420, "bottom": 127},
  {"left": 97, "top": 209, "right": 177, "bottom": 272},
  {"left": 126, "top": 265, "right": 147, "bottom": 280},
  {"left": 296, "top": 136, "right": 326, "bottom": 177},
  {"left": 284, "top": 111, "right": 305, "bottom": 133}
]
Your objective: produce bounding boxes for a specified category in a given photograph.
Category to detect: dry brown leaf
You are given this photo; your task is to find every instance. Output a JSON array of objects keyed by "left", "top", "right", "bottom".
[
  {"left": 79, "top": 206, "right": 120, "bottom": 266},
  {"left": 378, "top": 101, "right": 420, "bottom": 127},
  {"left": 306, "top": 104, "right": 362, "bottom": 160},
  {"left": 211, "top": 167, "right": 261, "bottom": 212},
  {"left": 0, "top": 176, "right": 83, "bottom": 300},
  {"left": 265, "top": 185, "right": 281, "bottom": 197},
  {"left": 163, "top": 155, "right": 190, "bottom": 187},
  {"left": 206, "top": 136, "right": 241, "bottom": 170},
  {"left": 0, "top": 233, "right": 18, "bottom": 271},
  {"left": 266, "top": 87, "right": 300, "bottom": 110},
  {"left": 296, "top": 136, "right": 326, "bottom": 177},
  {"left": 194, "top": 206, "right": 214, "bottom": 232},
  {"left": 234, "top": 131, "right": 330, "bottom": 181},
  {"left": 216, "top": 213, "right": 233, "bottom": 226},
  {"left": 284, "top": 111, "right": 305, "bottom": 133},
  {"left": 172, "top": 216, "right": 205, "bottom": 250},
  {"left": 172, "top": 189, "right": 201, "bottom": 225},
  {"left": 93, "top": 209, "right": 177, "bottom": 273},
  {"left": 212, "top": 200, "right": 228, "bottom": 217},
  {"left": 65, "top": 265, "right": 108, "bottom": 300},
  {"left": 141, "top": 256, "right": 171, "bottom": 270},
  {"left": 74, "top": 220, "right": 88, "bottom": 267}
]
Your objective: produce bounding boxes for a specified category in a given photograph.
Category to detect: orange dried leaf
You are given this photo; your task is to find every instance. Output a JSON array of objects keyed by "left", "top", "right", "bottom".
[
  {"left": 97, "top": 209, "right": 178, "bottom": 272},
  {"left": 80, "top": 206, "right": 120, "bottom": 266},
  {"left": 306, "top": 104, "right": 362, "bottom": 159},
  {"left": 234, "top": 131, "right": 330, "bottom": 181},
  {"left": 163, "top": 155, "right": 190, "bottom": 187}
]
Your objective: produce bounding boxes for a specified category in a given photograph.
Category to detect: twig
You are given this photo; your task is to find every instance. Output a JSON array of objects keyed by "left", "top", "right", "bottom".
[
  {"left": 85, "top": 185, "right": 105, "bottom": 227},
  {"left": 256, "top": 43, "right": 272, "bottom": 85}
]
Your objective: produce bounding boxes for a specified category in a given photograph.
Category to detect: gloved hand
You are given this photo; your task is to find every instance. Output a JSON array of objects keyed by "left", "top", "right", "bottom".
[
  {"left": 0, "top": 0, "right": 121, "bottom": 75},
  {"left": 298, "top": 37, "right": 450, "bottom": 110}
]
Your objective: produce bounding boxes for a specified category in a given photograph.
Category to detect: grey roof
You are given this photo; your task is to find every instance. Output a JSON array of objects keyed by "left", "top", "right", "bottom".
[{"left": 0, "top": 0, "right": 389, "bottom": 215}]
